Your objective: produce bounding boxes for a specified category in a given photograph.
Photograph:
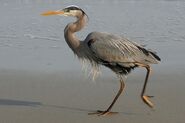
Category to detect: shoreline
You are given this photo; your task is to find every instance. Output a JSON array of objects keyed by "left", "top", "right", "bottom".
[{"left": 0, "top": 69, "right": 184, "bottom": 123}]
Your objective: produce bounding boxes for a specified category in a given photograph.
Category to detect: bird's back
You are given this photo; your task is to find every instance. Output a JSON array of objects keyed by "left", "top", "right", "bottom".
[{"left": 84, "top": 32, "right": 160, "bottom": 70}]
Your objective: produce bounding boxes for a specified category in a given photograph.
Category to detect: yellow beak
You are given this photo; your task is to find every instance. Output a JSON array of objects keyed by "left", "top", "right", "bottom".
[{"left": 41, "top": 10, "right": 64, "bottom": 16}]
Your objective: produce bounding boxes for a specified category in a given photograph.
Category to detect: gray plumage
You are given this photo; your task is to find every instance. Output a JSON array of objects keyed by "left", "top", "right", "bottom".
[
  {"left": 84, "top": 32, "right": 160, "bottom": 74},
  {"left": 42, "top": 5, "right": 161, "bottom": 116}
]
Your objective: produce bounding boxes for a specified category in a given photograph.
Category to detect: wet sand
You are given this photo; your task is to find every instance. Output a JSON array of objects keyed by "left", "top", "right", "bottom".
[{"left": 0, "top": 69, "right": 184, "bottom": 123}]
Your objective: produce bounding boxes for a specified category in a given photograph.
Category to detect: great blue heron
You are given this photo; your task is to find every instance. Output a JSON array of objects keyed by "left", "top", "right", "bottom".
[{"left": 41, "top": 5, "right": 161, "bottom": 116}]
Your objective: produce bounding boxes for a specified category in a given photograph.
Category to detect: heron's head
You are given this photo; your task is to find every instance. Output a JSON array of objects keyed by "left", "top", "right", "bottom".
[{"left": 41, "top": 5, "right": 87, "bottom": 18}]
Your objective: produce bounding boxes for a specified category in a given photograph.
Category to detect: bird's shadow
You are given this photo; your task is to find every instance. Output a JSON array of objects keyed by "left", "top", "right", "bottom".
[
  {"left": 0, "top": 98, "right": 140, "bottom": 116},
  {"left": 0, "top": 99, "right": 42, "bottom": 107}
]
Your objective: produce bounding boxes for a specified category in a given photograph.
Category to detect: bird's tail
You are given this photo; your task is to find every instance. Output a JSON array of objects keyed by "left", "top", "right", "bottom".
[
  {"left": 136, "top": 46, "right": 161, "bottom": 64},
  {"left": 145, "top": 50, "right": 161, "bottom": 64},
  {"left": 149, "top": 51, "right": 161, "bottom": 62}
]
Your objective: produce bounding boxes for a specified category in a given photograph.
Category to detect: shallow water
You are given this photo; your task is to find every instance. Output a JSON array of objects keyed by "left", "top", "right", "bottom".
[{"left": 0, "top": 0, "right": 185, "bottom": 73}]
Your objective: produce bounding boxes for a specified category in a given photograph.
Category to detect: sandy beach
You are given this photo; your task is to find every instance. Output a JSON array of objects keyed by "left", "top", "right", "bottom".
[
  {"left": 0, "top": 70, "right": 184, "bottom": 123},
  {"left": 0, "top": 0, "right": 185, "bottom": 123}
]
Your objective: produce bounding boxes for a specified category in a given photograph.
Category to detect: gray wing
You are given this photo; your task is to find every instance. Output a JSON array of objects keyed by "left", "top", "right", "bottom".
[{"left": 85, "top": 32, "right": 160, "bottom": 67}]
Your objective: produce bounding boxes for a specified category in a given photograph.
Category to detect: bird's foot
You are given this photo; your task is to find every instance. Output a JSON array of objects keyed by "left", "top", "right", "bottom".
[
  {"left": 88, "top": 110, "right": 118, "bottom": 116},
  {"left": 142, "top": 95, "right": 154, "bottom": 108}
]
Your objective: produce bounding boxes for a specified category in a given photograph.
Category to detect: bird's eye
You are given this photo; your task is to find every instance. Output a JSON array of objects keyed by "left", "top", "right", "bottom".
[{"left": 64, "top": 9, "right": 70, "bottom": 12}]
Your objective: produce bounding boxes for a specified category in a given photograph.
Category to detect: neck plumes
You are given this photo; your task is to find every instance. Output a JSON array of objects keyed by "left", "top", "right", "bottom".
[{"left": 64, "top": 14, "right": 87, "bottom": 52}]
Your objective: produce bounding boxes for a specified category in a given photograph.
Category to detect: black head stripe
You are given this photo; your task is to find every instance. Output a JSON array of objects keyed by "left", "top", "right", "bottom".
[
  {"left": 67, "top": 6, "right": 81, "bottom": 10},
  {"left": 65, "top": 6, "right": 86, "bottom": 15}
]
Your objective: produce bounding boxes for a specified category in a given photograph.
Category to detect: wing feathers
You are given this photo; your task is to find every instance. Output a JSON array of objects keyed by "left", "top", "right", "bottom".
[{"left": 86, "top": 32, "right": 160, "bottom": 65}]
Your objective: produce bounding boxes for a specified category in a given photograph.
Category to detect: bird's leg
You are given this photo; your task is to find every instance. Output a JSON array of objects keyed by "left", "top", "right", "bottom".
[
  {"left": 89, "top": 77, "right": 125, "bottom": 116},
  {"left": 141, "top": 65, "right": 154, "bottom": 108}
]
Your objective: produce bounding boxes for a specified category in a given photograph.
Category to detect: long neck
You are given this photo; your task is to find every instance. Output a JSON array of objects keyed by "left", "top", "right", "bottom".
[{"left": 64, "top": 14, "right": 87, "bottom": 52}]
